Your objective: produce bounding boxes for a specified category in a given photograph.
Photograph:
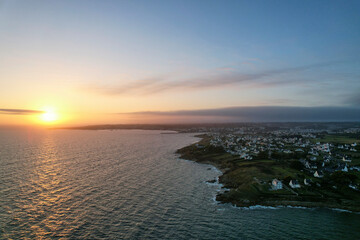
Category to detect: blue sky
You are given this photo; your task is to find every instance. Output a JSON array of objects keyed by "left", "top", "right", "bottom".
[{"left": 0, "top": 0, "right": 360, "bottom": 124}]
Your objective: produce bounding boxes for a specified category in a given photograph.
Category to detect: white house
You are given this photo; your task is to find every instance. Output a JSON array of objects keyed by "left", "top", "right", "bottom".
[
  {"left": 272, "top": 179, "right": 283, "bottom": 190},
  {"left": 289, "top": 180, "right": 301, "bottom": 188},
  {"left": 314, "top": 171, "right": 323, "bottom": 178},
  {"left": 324, "top": 155, "right": 331, "bottom": 163},
  {"left": 309, "top": 163, "right": 317, "bottom": 169},
  {"left": 304, "top": 179, "right": 312, "bottom": 186},
  {"left": 342, "top": 165, "right": 348, "bottom": 172}
]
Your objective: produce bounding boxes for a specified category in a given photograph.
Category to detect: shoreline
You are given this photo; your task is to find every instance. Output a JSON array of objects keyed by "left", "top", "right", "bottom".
[{"left": 176, "top": 134, "right": 360, "bottom": 213}]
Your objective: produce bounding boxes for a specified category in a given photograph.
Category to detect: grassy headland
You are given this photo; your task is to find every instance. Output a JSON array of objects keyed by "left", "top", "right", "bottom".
[{"left": 176, "top": 134, "right": 360, "bottom": 212}]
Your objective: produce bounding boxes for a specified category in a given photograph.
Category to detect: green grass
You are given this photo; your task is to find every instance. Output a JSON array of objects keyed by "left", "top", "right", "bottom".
[{"left": 312, "top": 134, "right": 359, "bottom": 144}]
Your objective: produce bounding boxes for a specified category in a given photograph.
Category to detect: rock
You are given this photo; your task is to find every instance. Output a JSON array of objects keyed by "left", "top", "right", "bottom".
[{"left": 206, "top": 179, "right": 217, "bottom": 183}]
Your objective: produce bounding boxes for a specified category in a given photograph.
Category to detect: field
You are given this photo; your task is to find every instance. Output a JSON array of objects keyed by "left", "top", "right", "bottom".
[{"left": 312, "top": 134, "right": 360, "bottom": 144}]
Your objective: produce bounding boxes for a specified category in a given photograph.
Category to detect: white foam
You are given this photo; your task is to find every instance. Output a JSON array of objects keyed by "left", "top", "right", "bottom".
[
  {"left": 230, "top": 204, "right": 279, "bottom": 210},
  {"left": 246, "top": 205, "right": 278, "bottom": 210},
  {"left": 330, "top": 208, "right": 356, "bottom": 214},
  {"left": 229, "top": 204, "right": 359, "bottom": 214},
  {"left": 280, "top": 205, "right": 310, "bottom": 210}
]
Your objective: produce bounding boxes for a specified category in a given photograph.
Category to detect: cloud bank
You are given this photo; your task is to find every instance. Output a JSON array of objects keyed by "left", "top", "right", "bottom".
[
  {"left": 344, "top": 92, "right": 360, "bottom": 106},
  {"left": 89, "top": 61, "right": 342, "bottom": 95},
  {"left": 122, "top": 106, "right": 360, "bottom": 122},
  {"left": 0, "top": 108, "right": 44, "bottom": 115}
]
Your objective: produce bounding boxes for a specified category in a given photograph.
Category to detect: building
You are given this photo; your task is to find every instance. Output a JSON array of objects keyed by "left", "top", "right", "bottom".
[
  {"left": 304, "top": 179, "right": 312, "bottom": 186},
  {"left": 289, "top": 180, "right": 301, "bottom": 188},
  {"left": 314, "top": 170, "right": 324, "bottom": 178},
  {"left": 272, "top": 179, "right": 283, "bottom": 190}
]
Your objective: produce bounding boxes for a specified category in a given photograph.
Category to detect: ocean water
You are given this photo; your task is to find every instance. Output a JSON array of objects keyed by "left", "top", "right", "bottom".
[{"left": 0, "top": 129, "right": 359, "bottom": 240}]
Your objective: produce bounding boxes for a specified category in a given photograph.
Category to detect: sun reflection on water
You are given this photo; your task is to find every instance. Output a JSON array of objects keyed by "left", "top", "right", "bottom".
[{"left": 23, "top": 133, "right": 72, "bottom": 238}]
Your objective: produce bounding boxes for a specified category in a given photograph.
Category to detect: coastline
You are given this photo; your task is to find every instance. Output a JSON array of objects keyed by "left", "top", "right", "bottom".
[{"left": 176, "top": 134, "right": 360, "bottom": 213}]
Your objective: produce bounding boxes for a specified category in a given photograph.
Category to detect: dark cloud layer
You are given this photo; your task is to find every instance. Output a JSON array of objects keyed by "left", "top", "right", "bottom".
[
  {"left": 90, "top": 61, "right": 343, "bottom": 95},
  {"left": 0, "top": 109, "right": 44, "bottom": 115},
  {"left": 344, "top": 92, "right": 360, "bottom": 106},
  {"left": 123, "top": 106, "right": 360, "bottom": 122}
]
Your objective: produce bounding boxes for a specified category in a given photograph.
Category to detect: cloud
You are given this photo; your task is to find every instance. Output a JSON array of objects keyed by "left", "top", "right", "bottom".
[
  {"left": 343, "top": 92, "right": 360, "bottom": 106},
  {"left": 0, "top": 108, "right": 44, "bottom": 115},
  {"left": 89, "top": 61, "right": 343, "bottom": 96},
  {"left": 121, "top": 106, "right": 360, "bottom": 122}
]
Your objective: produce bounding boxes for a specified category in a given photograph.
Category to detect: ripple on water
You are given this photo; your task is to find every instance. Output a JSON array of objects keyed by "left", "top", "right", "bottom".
[{"left": 0, "top": 129, "right": 359, "bottom": 240}]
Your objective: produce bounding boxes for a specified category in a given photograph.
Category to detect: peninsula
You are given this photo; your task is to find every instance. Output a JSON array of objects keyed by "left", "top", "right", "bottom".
[{"left": 176, "top": 123, "right": 360, "bottom": 212}]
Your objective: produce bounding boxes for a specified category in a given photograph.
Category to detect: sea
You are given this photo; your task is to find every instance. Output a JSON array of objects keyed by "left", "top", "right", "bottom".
[{"left": 0, "top": 129, "right": 359, "bottom": 239}]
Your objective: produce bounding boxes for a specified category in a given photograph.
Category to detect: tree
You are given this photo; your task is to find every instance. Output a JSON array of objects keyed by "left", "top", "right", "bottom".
[
  {"left": 290, "top": 161, "right": 303, "bottom": 170},
  {"left": 328, "top": 171, "right": 357, "bottom": 186}
]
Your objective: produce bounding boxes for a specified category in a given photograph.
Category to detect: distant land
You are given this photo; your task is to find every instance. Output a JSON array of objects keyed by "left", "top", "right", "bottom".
[{"left": 60, "top": 122, "right": 360, "bottom": 132}]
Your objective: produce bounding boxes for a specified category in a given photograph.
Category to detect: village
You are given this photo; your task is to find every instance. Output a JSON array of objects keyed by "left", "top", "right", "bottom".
[{"left": 197, "top": 124, "right": 360, "bottom": 193}]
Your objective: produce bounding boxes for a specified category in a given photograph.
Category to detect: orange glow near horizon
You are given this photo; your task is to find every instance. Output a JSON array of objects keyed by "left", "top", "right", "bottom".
[{"left": 39, "top": 107, "right": 59, "bottom": 124}]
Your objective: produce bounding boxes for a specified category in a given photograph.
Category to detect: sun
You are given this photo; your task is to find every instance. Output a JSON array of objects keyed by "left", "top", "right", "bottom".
[{"left": 40, "top": 107, "right": 59, "bottom": 123}]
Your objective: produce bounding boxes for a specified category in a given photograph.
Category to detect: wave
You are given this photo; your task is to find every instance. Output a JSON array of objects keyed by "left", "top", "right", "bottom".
[
  {"left": 231, "top": 204, "right": 279, "bottom": 210},
  {"left": 329, "top": 208, "right": 358, "bottom": 214},
  {"left": 279, "top": 205, "right": 311, "bottom": 210}
]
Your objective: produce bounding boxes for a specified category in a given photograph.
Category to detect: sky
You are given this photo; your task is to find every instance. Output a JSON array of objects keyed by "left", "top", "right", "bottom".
[{"left": 0, "top": 0, "right": 360, "bottom": 125}]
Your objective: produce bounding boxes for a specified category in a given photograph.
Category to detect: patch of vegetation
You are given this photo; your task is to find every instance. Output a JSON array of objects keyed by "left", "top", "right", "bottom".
[{"left": 312, "top": 134, "right": 360, "bottom": 144}]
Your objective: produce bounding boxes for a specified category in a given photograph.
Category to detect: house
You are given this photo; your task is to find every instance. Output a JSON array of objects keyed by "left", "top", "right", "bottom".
[
  {"left": 309, "top": 162, "right": 317, "bottom": 169},
  {"left": 289, "top": 180, "right": 301, "bottom": 188},
  {"left": 323, "top": 155, "right": 331, "bottom": 163},
  {"left": 314, "top": 170, "right": 324, "bottom": 178},
  {"left": 309, "top": 149, "right": 319, "bottom": 156},
  {"left": 351, "top": 166, "right": 360, "bottom": 171},
  {"left": 321, "top": 143, "right": 330, "bottom": 153},
  {"left": 304, "top": 179, "right": 312, "bottom": 186},
  {"left": 272, "top": 179, "right": 283, "bottom": 190},
  {"left": 342, "top": 165, "right": 348, "bottom": 172},
  {"left": 349, "top": 184, "right": 358, "bottom": 190},
  {"left": 342, "top": 156, "right": 352, "bottom": 162},
  {"left": 303, "top": 161, "right": 310, "bottom": 169}
]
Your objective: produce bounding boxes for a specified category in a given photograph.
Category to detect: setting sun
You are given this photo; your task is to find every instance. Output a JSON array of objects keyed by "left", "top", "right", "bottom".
[{"left": 40, "top": 108, "right": 59, "bottom": 123}]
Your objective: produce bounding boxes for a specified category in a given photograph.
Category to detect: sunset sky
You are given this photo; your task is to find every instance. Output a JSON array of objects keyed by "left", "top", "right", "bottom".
[{"left": 1, "top": 0, "right": 360, "bottom": 126}]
